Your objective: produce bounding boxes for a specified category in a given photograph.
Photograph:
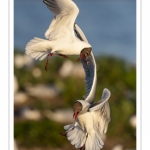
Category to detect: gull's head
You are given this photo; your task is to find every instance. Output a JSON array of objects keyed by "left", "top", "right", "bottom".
[
  {"left": 79, "top": 47, "right": 92, "bottom": 61},
  {"left": 81, "top": 47, "right": 92, "bottom": 57},
  {"left": 73, "top": 100, "right": 90, "bottom": 121}
]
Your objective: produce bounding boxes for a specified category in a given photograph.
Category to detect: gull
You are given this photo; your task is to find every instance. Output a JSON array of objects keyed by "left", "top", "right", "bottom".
[
  {"left": 60, "top": 24, "right": 111, "bottom": 150},
  {"left": 25, "top": 0, "right": 92, "bottom": 71}
]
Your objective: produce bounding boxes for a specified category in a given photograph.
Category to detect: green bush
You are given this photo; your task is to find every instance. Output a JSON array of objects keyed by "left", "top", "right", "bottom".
[{"left": 14, "top": 50, "right": 136, "bottom": 149}]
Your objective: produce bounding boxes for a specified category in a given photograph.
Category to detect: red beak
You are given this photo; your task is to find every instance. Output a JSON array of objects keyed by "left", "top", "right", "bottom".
[
  {"left": 73, "top": 112, "right": 79, "bottom": 121},
  {"left": 77, "top": 54, "right": 85, "bottom": 61}
]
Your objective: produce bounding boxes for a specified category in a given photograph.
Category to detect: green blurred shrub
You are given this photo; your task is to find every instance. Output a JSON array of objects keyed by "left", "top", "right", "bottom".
[
  {"left": 14, "top": 119, "right": 67, "bottom": 147},
  {"left": 14, "top": 50, "right": 136, "bottom": 148}
]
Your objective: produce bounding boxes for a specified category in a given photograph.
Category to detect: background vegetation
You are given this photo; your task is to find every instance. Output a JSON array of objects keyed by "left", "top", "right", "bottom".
[{"left": 14, "top": 49, "right": 136, "bottom": 150}]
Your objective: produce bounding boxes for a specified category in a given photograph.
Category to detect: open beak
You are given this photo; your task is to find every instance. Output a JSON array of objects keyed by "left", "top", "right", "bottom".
[{"left": 73, "top": 112, "right": 79, "bottom": 121}]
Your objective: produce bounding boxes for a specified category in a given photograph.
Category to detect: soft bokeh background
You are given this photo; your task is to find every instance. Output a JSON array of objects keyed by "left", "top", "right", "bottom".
[{"left": 14, "top": 0, "right": 136, "bottom": 150}]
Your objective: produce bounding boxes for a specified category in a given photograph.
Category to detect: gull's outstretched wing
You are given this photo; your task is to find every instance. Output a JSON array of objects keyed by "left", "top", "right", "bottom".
[
  {"left": 64, "top": 122, "right": 104, "bottom": 149},
  {"left": 74, "top": 23, "right": 97, "bottom": 104},
  {"left": 89, "top": 88, "right": 111, "bottom": 134},
  {"left": 43, "top": 0, "right": 79, "bottom": 40}
]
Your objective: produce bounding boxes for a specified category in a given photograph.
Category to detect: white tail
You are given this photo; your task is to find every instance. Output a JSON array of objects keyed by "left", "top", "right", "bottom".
[{"left": 25, "top": 37, "right": 52, "bottom": 61}]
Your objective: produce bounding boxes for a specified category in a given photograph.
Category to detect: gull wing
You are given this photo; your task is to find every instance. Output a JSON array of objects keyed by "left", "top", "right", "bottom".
[
  {"left": 64, "top": 121, "right": 104, "bottom": 149},
  {"left": 89, "top": 88, "right": 111, "bottom": 134},
  {"left": 43, "top": 0, "right": 79, "bottom": 40},
  {"left": 74, "top": 23, "right": 97, "bottom": 104}
]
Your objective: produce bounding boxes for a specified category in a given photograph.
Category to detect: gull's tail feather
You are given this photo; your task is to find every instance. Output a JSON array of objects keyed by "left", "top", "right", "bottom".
[{"left": 25, "top": 37, "right": 52, "bottom": 61}]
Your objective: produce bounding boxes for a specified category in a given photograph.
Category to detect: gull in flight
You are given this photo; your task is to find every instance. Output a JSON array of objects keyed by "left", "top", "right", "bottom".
[
  {"left": 25, "top": 0, "right": 92, "bottom": 71},
  {"left": 60, "top": 24, "right": 111, "bottom": 150}
]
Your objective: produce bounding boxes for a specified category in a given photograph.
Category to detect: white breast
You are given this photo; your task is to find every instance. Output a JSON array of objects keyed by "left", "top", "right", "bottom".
[{"left": 77, "top": 112, "right": 94, "bottom": 133}]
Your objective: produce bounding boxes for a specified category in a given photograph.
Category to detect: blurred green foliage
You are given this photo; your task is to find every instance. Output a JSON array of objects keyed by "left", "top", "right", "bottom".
[
  {"left": 14, "top": 119, "right": 67, "bottom": 147},
  {"left": 14, "top": 49, "right": 136, "bottom": 149}
]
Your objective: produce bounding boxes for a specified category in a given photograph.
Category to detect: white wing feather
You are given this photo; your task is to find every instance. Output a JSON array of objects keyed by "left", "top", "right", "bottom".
[
  {"left": 74, "top": 23, "right": 97, "bottom": 104},
  {"left": 64, "top": 123, "right": 86, "bottom": 149},
  {"left": 43, "top": 0, "right": 79, "bottom": 40},
  {"left": 64, "top": 122, "right": 104, "bottom": 150},
  {"left": 89, "top": 88, "right": 111, "bottom": 135},
  {"left": 85, "top": 131, "right": 104, "bottom": 150}
]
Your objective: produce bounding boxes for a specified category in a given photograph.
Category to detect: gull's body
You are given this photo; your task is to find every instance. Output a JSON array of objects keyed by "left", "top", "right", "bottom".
[
  {"left": 25, "top": 0, "right": 92, "bottom": 70},
  {"left": 61, "top": 24, "right": 111, "bottom": 150}
]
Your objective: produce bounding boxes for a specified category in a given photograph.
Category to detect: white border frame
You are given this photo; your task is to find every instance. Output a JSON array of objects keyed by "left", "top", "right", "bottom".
[
  {"left": 0, "top": 0, "right": 9, "bottom": 149},
  {"left": 141, "top": 0, "right": 150, "bottom": 149},
  {"left": 136, "top": 0, "right": 141, "bottom": 149},
  {"left": 4, "top": 0, "right": 145, "bottom": 149}
]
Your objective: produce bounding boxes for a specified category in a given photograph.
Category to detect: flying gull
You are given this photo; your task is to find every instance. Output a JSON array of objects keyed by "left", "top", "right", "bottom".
[
  {"left": 25, "top": 0, "right": 92, "bottom": 71},
  {"left": 60, "top": 24, "right": 111, "bottom": 150}
]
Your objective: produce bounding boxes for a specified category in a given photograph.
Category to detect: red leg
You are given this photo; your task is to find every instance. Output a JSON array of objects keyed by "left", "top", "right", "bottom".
[
  {"left": 45, "top": 53, "right": 54, "bottom": 71},
  {"left": 59, "top": 132, "right": 67, "bottom": 137},
  {"left": 45, "top": 53, "right": 68, "bottom": 71},
  {"left": 59, "top": 126, "right": 75, "bottom": 137},
  {"left": 79, "top": 144, "right": 85, "bottom": 150},
  {"left": 58, "top": 54, "right": 68, "bottom": 58}
]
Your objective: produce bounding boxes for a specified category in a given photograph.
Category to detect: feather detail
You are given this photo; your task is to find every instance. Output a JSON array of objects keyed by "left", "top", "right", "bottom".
[
  {"left": 43, "top": 0, "right": 79, "bottom": 40},
  {"left": 85, "top": 131, "right": 104, "bottom": 150},
  {"left": 25, "top": 37, "right": 51, "bottom": 60},
  {"left": 74, "top": 24, "right": 97, "bottom": 104},
  {"left": 65, "top": 125, "right": 86, "bottom": 149},
  {"left": 89, "top": 88, "right": 111, "bottom": 135},
  {"left": 89, "top": 88, "right": 111, "bottom": 111}
]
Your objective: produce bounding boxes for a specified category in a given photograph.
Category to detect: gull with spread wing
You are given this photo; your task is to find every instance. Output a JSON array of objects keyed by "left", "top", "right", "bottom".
[
  {"left": 25, "top": 0, "right": 92, "bottom": 71},
  {"left": 60, "top": 24, "right": 111, "bottom": 150}
]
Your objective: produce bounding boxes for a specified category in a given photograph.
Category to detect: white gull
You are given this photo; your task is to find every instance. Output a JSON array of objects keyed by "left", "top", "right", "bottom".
[
  {"left": 60, "top": 24, "right": 111, "bottom": 150},
  {"left": 25, "top": 0, "right": 92, "bottom": 71}
]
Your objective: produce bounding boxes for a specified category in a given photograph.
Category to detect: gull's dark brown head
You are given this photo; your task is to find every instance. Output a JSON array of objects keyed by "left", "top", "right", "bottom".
[
  {"left": 73, "top": 102, "right": 82, "bottom": 121},
  {"left": 78, "top": 47, "right": 92, "bottom": 64},
  {"left": 81, "top": 47, "right": 92, "bottom": 58}
]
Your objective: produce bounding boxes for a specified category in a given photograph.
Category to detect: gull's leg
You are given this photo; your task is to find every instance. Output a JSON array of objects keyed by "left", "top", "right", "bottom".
[
  {"left": 45, "top": 53, "right": 54, "bottom": 71},
  {"left": 58, "top": 54, "right": 68, "bottom": 58},
  {"left": 59, "top": 132, "right": 68, "bottom": 137},
  {"left": 79, "top": 145, "right": 85, "bottom": 150},
  {"left": 59, "top": 126, "right": 75, "bottom": 137},
  {"left": 45, "top": 53, "right": 68, "bottom": 71}
]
